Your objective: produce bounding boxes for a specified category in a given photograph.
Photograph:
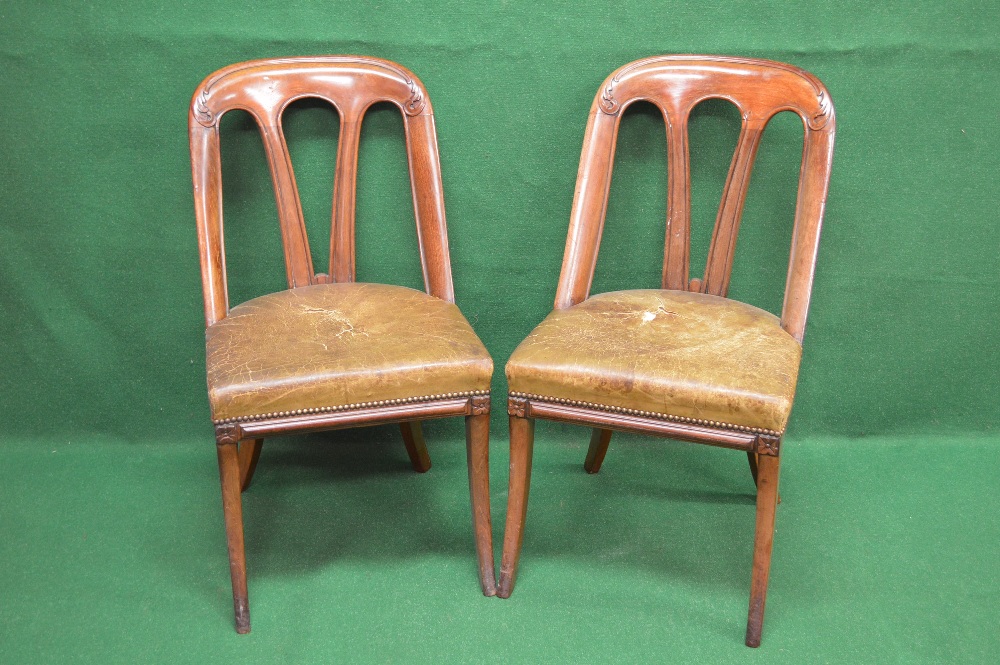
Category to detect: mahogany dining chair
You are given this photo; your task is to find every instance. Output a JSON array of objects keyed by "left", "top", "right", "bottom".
[
  {"left": 189, "top": 56, "right": 496, "bottom": 633},
  {"left": 498, "top": 55, "right": 835, "bottom": 647}
]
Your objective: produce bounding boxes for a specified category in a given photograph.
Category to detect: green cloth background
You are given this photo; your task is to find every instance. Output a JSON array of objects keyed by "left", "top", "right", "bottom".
[{"left": 1, "top": 1, "right": 997, "bottom": 662}]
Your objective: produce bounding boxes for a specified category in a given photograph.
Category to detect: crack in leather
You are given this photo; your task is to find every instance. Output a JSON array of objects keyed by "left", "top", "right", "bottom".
[
  {"left": 505, "top": 289, "right": 801, "bottom": 433},
  {"left": 206, "top": 283, "right": 492, "bottom": 422}
]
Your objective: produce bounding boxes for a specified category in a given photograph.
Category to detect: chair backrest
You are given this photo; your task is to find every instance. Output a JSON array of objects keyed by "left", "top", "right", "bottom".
[
  {"left": 555, "top": 55, "right": 836, "bottom": 342},
  {"left": 189, "top": 56, "right": 453, "bottom": 327}
]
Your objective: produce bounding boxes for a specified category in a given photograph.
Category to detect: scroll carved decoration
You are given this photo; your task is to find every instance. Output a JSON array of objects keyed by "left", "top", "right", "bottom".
[
  {"left": 470, "top": 394, "right": 491, "bottom": 416},
  {"left": 402, "top": 76, "right": 425, "bottom": 115},
  {"left": 366, "top": 58, "right": 426, "bottom": 115},
  {"left": 497, "top": 56, "right": 832, "bottom": 641},
  {"left": 507, "top": 396, "right": 528, "bottom": 418},
  {"left": 808, "top": 89, "right": 833, "bottom": 130},
  {"left": 194, "top": 88, "right": 214, "bottom": 127},
  {"left": 598, "top": 56, "right": 665, "bottom": 115},
  {"left": 597, "top": 55, "right": 834, "bottom": 130},
  {"left": 192, "top": 57, "right": 426, "bottom": 128},
  {"left": 599, "top": 78, "right": 620, "bottom": 115},
  {"left": 756, "top": 434, "right": 780, "bottom": 457}
]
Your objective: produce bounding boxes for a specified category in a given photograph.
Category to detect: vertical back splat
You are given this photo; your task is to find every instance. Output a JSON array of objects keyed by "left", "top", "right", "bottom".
[
  {"left": 701, "top": 114, "right": 766, "bottom": 296},
  {"left": 662, "top": 107, "right": 691, "bottom": 291},
  {"left": 189, "top": 56, "right": 455, "bottom": 328},
  {"left": 554, "top": 55, "right": 835, "bottom": 341},
  {"left": 330, "top": 110, "right": 364, "bottom": 283}
]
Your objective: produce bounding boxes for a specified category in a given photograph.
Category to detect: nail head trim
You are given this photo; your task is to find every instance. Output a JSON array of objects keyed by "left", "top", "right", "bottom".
[
  {"left": 213, "top": 390, "right": 490, "bottom": 425},
  {"left": 508, "top": 391, "right": 783, "bottom": 437}
]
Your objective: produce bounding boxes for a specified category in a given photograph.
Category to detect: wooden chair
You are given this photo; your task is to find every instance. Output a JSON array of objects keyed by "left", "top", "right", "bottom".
[
  {"left": 498, "top": 55, "right": 835, "bottom": 647},
  {"left": 188, "top": 56, "right": 496, "bottom": 634}
]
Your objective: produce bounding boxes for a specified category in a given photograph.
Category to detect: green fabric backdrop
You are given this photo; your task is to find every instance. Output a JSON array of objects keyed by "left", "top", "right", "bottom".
[
  {"left": 2, "top": 2, "right": 999, "bottom": 663},
  {"left": 1, "top": 0, "right": 997, "bottom": 441}
]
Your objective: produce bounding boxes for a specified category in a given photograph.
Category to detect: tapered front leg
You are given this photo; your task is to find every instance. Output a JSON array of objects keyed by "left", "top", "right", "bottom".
[
  {"left": 584, "top": 428, "right": 613, "bottom": 473},
  {"left": 216, "top": 435, "right": 250, "bottom": 633},
  {"left": 466, "top": 413, "right": 497, "bottom": 596},
  {"left": 498, "top": 415, "right": 535, "bottom": 598},
  {"left": 239, "top": 439, "right": 263, "bottom": 492},
  {"left": 745, "top": 452, "right": 780, "bottom": 647},
  {"left": 748, "top": 450, "right": 781, "bottom": 503},
  {"left": 400, "top": 421, "right": 432, "bottom": 472}
]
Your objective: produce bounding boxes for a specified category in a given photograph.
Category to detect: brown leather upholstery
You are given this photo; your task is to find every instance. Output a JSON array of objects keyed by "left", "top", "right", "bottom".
[
  {"left": 207, "top": 283, "right": 492, "bottom": 422},
  {"left": 506, "top": 290, "right": 802, "bottom": 433}
]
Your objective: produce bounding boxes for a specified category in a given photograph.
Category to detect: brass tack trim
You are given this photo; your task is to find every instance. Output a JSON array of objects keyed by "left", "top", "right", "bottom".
[
  {"left": 508, "top": 391, "right": 783, "bottom": 437},
  {"left": 214, "top": 390, "right": 490, "bottom": 425}
]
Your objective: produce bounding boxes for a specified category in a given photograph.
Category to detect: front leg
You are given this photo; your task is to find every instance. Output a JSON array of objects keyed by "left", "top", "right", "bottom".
[
  {"left": 216, "top": 426, "right": 250, "bottom": 633},
  {"left": 498, "top": 412, "right": 535, "bottom": 598},
  {"left": 745, "top": 449, "right": 780, "bottom": 647},
  {"left": 465, "top": 412, "right": 497, "bottom": 596}
]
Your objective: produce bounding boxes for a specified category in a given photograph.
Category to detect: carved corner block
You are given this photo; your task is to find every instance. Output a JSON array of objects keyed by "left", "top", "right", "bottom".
[
  {"left": 507, "top": 396, "right": 528, "bottom": 418},
  {"left": 470, "top": 394, "right": 491, "bottom": 416},
  {"left": 756, "top": 434, "right": 780, "bottom": 457},
  {"left": 215, "top": 423, "right": 243, "bottom": 446}
]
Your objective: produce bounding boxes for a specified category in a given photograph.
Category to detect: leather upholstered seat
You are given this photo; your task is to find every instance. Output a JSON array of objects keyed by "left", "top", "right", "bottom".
[
  {"left": 207, "top": 283, "right": 493, "bottom": 423},
  {"left": 506, "top": 289, "right": 801, "bottom": 435},
  {"left": 496, "top": 57, "right": 836, "bottom": 647},
  {"left": 191, "top": 57, "right": 499, "bottom": 634}
]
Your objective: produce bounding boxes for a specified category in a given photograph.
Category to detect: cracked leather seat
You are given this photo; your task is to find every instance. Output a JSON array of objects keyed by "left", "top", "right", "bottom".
[
  {"left": 497, "top": 56, "right": 835, "bottom": 647},
  {"left": 506, "top": 289, "right": 802, "bottom": 435},
  {"left": 192, "top": 57, "right": 500, "bottom": 633},
  {"left": 206, "top": 282, "right": 493, "bottom": 423}
]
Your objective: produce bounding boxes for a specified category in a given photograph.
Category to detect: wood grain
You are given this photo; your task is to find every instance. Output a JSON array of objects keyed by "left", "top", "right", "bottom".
[
  {"left": 190, "top": 56, "right": 455, "bottom": 327},
  {"left": 466, "top": 413, "right": 497, "bottom": 596},
  {"left": 400, "top": 421, "right": 432, "bottom": 473},
  {"left": 499, "top": 55, "right": 835, "bottom": 648},
  {"left": 238, "top": 439, "right": 263, "bottom": 492},
  {"left": 498, "top": 415, "right": 535, "bottom": 599},
  {"left": 190, "top": 56, "right": 495, "bottom": 633}
]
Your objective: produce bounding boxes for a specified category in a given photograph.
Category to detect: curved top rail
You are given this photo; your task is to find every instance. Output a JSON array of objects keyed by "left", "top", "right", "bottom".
[
  {"left": 555, "top": 55, "right": 836, "bottom": 342},
  {"left": 189, "top": 56, "right": 453, "bottom": 326}
]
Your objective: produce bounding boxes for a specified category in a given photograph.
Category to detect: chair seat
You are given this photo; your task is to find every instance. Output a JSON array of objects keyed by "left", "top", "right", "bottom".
[
  {"left": 505, "top": 290, "right": 802, "bottom": 434},
  {"left": 206, "top": 283, "right": 492, "bottom": 423}
]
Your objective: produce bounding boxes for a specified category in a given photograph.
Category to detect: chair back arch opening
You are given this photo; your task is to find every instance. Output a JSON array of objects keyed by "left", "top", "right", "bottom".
[
  {"left": 190, "top": 56, "right": 454, "bottom": 327},
  {"left": 555, "top": 55, "right": 836, "bottom": 342}
]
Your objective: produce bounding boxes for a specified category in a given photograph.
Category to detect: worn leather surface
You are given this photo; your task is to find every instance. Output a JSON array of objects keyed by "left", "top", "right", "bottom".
[
  {"left": 206, "top": 283, "right": 492, "bottom": 421},
  {"left": 506, "top": 290, "right": 802, "bottom": 432}
]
